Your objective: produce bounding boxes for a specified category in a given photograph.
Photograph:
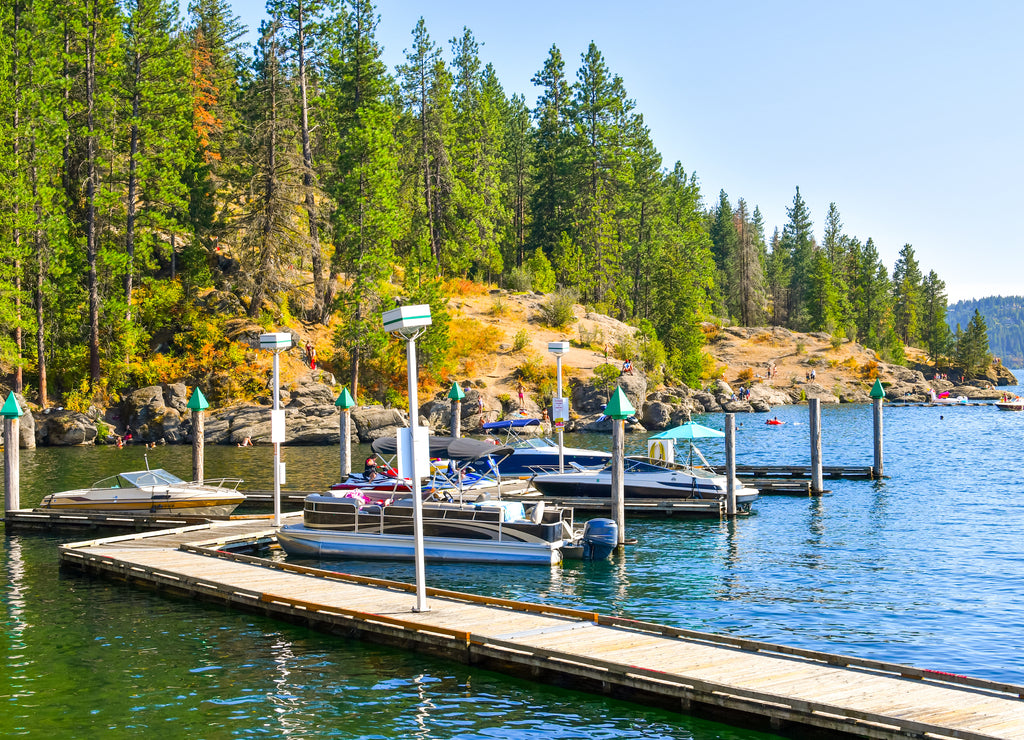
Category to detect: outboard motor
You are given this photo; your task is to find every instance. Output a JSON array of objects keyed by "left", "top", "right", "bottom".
[{"left": 582, "top": 518, "right": 618, "bottom": 561}]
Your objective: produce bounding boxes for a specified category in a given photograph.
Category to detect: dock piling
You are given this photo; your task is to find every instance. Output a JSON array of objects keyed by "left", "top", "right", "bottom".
[
  {"left": 336, "top": 388, "right": 356, "bottom": 481},
  {"left": 187, "top": 388, "right": 209, "bottom": 484},
  {"left": 809, "top": 398, "right": 823, "bottom": 494},
  {"left": 870, "top": 379, "right": 885, "bottom": 478},
  {"left": 725, "top": 413, "right": 736, "bottom": 515},
  {"left": 2, "top": 392, "right": 23, "bottom": 512}
]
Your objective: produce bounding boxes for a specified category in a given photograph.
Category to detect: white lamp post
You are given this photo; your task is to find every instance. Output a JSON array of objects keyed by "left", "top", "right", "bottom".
[
  {"left": 383, "top": 304, "right": 432, "bottom": 613},
  {"left": 548, "top": 341, "right": 570, "bottom": 473},
  {"left": 259, "top": 332, "right": 292, "bottom": 527}
]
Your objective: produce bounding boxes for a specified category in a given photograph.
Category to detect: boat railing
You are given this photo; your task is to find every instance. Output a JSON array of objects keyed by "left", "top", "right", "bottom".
[{"left": 180, "top": 477, "right": 244, "bottom": 492}]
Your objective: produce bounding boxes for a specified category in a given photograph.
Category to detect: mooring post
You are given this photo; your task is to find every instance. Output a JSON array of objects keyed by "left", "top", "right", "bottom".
[
  {"left": 448, "top": 382, "right": 464, "bottom": 438},
  {"left": 335, "top": 388, "right": 355, "bottom": 481},
  {"left": 187, "top": 388, "right": 209, "bottom": 484},
  {"left": 725, "top": 413, "right": 737, "bottom": 516},
  {"left": 2, "top": 392, "right": 23, "bottom": 512},
  {"left": 870, "top": 379, "right": 885, "bottom": 478},
  {"left": 605, "top": 386, "right": 635, "bottom": 550},
  {"left": 809, "top": 397, "right": 823, "bottom": 494}
]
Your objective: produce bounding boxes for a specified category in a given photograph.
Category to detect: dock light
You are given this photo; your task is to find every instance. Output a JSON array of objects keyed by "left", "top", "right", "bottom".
[
  {"left": 547, "top": 342, "right": 570, "bottom": 472},
  {"left": 384, "top": 304, "right": 432, "bottom": 613},
  {"left": 259, "top": 332, "right": 292, "bottom": 527}
]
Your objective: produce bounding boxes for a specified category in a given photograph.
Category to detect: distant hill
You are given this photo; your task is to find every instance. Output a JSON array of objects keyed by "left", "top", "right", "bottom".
[{"left": 947, "top": 296, "right": 1024, "bottom": 366}]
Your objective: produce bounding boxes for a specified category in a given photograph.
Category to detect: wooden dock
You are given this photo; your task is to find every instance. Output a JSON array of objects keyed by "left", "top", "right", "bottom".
[
  {"left": 736, "top": 464, "right": 876, "bottom": 480},
  {"left": 2, "top": 507, "right": 272, "bottom": 531},
  {"left": 58, "top": 517, "right": 1024, "bottom": 739}
]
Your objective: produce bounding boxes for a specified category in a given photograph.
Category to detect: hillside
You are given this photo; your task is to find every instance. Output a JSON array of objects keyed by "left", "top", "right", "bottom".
[{"left": 948, "top": 296, "right": 1024, "bottom": 366}]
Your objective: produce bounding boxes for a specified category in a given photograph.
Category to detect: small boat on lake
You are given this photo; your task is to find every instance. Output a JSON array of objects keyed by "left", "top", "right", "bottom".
[
  {"left": 282, "top": 435, "right": 618, "bottom": 565},
  {"left": 530, "top": 456, "right": 759, "bottom": 509},
  {"left": 39, "top": 468, "right": 245, "bottom": 516},
  {"left": 995, "top": 394, "right": 1024, "bottom": 411},
  {"left": 471, "top": 418, "right": 611, "bottom": 478},
  {"left": 277, "top": 494, "right": 617, "bottom": 565}
]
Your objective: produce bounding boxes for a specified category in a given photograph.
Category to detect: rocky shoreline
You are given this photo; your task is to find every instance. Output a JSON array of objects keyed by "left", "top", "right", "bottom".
[{"left": 2, "top": 354, "right": 1015, "bottom": 448}]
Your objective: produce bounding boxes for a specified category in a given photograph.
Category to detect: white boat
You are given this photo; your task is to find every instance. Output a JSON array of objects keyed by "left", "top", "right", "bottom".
[
  {"left": 277, "top": 494, "right": 618, "bottom": 565},
  {"left": 530, "top": 456, "right": 759, "bottom": 509},
  {"left": 39, "top": 468, "right": 245, "bottom": 516},
  {"left": 995, "top": 395, "right": 1024, "bottom": 411},
  {"left": 470, "top": 418, "right": 611, "bottom": 478}
]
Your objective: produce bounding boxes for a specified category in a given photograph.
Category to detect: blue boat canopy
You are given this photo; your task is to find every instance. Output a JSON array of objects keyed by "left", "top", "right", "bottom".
[{"left": 482, "top": 418, "right": 541, "bottom": 431}]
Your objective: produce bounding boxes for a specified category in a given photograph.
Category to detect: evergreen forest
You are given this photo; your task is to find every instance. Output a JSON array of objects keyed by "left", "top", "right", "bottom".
[
  {"left": 0, "top": 0, "right": 974, "bottom": 408},
  {"left": 948, "top": 297, "right": 1024, "bottom": 368}
]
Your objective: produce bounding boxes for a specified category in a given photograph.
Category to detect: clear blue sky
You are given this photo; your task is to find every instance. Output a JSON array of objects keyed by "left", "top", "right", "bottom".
[{"left": 222, "top": 0, "right": 1023, "bottom": 302}]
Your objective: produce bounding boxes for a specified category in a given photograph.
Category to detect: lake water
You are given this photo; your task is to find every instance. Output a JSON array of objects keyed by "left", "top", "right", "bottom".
[{"left": 4, "top": 380, "right": 1024, "bottom": 738}]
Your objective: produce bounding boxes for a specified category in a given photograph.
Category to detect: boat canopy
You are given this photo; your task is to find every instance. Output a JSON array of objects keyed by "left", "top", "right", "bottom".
[
  {"left": 649, "top": 422, "right": 724, "bottom": 440},
  {"left": 371, "top": 436, "right": 515, "bottom": 463},
  {"left": 482, "top": 418, "right": 541, "bottom": 431}
]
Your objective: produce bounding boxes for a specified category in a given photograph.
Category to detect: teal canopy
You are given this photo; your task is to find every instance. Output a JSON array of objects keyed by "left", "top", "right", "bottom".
[{"left": 649, "top": 422, "right": 724, "bottom": 441}]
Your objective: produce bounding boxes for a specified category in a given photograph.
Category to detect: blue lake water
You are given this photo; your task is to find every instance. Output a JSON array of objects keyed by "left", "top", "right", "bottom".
[{"left": 4, "top": 380, "right": 1024, "bottom": 738}]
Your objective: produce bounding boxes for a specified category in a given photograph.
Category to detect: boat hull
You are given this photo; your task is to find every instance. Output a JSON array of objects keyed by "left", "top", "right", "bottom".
[
  {"left": 469, "top": 448, "right": 611, "bottom": 478},
  {"left": 277, "top": 524, "right": 561, "bottom": 565},
  {"left": 37, "top": 495, "right": 243, "bottom": 517}
]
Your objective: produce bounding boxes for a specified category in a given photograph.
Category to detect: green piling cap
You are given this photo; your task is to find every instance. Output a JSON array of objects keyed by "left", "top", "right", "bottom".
[
  {"left": 448, "top": 382, "right": 465, "bottom": 401},
  {"left": 869, "top": 379, "right": 886, "bottom": 399},
  {"left": 335, "top": 387, "right": 356, "bottom": 409},
  {"left": 1, "top": 392, "right": 24, "bottom": 419},
  {"left": 604, "top": 386, "right": 635, "bottom": 420},
  {"left": 186, "top": 387, "right": 210, "bottom": 411}
]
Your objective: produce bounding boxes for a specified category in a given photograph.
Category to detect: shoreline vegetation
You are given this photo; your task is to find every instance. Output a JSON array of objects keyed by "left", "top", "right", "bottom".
[{"left": 0, "top": 1, "right": 1007, "bottom": 447}]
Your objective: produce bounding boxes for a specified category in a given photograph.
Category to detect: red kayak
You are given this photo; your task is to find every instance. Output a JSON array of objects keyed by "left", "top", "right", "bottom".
[{"left": 766, "top": 419, "right": 784, "bottom": 425}]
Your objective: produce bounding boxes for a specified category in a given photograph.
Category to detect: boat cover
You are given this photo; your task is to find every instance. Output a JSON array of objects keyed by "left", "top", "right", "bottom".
[
  {"left": 482, "top": 418, "right": 541, "bottom": 430},
  {"left": 371, "top": 436, "right": 514, "bottom": 463}
]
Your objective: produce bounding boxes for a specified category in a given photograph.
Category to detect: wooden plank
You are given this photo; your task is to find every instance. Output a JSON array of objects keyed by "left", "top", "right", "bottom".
[{"left": 56, "top": 521, "right": 1024, "bottom": 740}]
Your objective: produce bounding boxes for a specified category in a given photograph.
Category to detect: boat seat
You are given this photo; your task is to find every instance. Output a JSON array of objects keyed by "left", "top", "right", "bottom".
[{"left": 530, "top": 501, "right": 545, "bottom": 524}]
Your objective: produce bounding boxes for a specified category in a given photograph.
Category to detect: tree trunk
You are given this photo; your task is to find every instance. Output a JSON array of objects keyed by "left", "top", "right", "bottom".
[
  {"left": 296, "top": 1, "right": 325, "bottom": 320},
  {"left": 86, "top": 0, "right": 101, "bottom": 386},
  {"left": 125, "top": 56, "right": 140, "bottom": 321}
]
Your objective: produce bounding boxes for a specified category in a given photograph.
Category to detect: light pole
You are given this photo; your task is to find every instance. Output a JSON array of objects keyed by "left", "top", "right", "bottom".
[
  {"left": 383, "top": 304, "right": 432, "bottom": 613},
  {"left": 259, "top": 332, "right": 292, "bottom": 527},
  {"left": 547, "top": 341, "right": 570, "bottom": 472}
]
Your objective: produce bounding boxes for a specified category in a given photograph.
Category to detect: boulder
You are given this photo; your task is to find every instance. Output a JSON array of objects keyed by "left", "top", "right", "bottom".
[
  {"left": 570, "top": 371, "right": 647, "bottom": 416},
  {"left": 571, "top": 412, "right": 646, "bottom": 434},
  {"left": 351, "top": 406, "right": 408, "bottom": 442},
  {"left": 802, "top": 384, "right": 840, "bottom": 404},
  {"left": 35, "top": 409, "right": 97, "bottom": 446},
  {"left": 122, "top": 385, "right": 184, "bottom": 444},
  {"left": 286, "top": 381, "right": 336, "bottom": 408},
  {"left": 747, "top": 384, "right": 794, "bottom": 408}
]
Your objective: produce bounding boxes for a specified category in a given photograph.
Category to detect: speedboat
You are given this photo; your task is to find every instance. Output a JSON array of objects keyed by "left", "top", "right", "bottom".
[
  {"left": 331, "top": 436, "right": 517, "bottom": 498},
  {"left": 530, "top": 457, "right": 759, "bottom": 508},
  {"left": 276, "top": 494, "right": 617, "bottom": 565},
  {"left": 470, "top": 418, "right": 611, "bottom": 478},
  {"left": 39, "top": 468, "right": 245, "bottom": 516},
  {"left": 995, "top": 395, "right": 1024, "bottom": 411}
]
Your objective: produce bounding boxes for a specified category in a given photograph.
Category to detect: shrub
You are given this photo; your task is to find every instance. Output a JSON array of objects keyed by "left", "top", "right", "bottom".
[
  {"left": 538, "top": 288, "right": 579, "bottom": 328},
  {"left": 488, "top": 297, "right": 508, "bottom": 316},
  {"left": 577, "top": 324, "right": 604, "bottom": 350},
  {"left": 524, "top": 248, "right": 556, "bottom": 292},
  {"left": 513, "top": 354, "right": 551, "bottom": 384},
  {"left": 795, "top": 341, "right": 806, "bottom": 355},
  {"left": 859, "top": 360, "right": 881, "bottom": 380},
  {"left": 512, "top": 328, "right": 529, "bottom": 353},
  {"left": 830, "top": 331, "right": 844, "bottom": 350},
  {"left": 737, "top": 368, "right": 754, "bottom": 387},
  {"left": 508, "top": 267, "right": 532, "bottom": 292}
]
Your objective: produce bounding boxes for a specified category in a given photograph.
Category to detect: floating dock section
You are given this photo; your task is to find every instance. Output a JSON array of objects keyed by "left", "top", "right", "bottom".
[{"left": 59, "top": 517, "right": 1024, "bottom": 739}]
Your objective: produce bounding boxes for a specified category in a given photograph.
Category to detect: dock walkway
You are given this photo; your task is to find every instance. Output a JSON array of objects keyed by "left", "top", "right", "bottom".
[{"left": 58, "top": 517, "right": 1024, "bottom": 739}]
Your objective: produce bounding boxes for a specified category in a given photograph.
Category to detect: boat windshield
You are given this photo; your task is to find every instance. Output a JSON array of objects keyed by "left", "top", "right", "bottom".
[
  {"left": 621, "top": 457, "right": 694, "bottom": 474},
  {"left": 118, "top": 469, "right": 185, "bottom": 487}
]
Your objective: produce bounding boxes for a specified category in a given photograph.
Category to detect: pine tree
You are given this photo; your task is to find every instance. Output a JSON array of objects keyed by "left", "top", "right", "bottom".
[
  {"left": 121, "top": 0, "right": 193, "bottom": 330},
  {"left": 326, "top": 0, "right": 402, "bottom": 396},
  {"left": 500, "top": 92, "right": 532, "bottom": 271},
  {"left": 780, "top": 186, "right": 815, "bottom": 330},
  {"left": 920, "top": 269, "right": 950, "bottom": 364},
  {"left": 528, "top": 44, "right": 571, "bottom": 257},
  {"left": 730, "top": 198, "right": 766, "bottom": 326},
  {"left": 267, "top": 0, "right": 338, "bottom": 319},
  {"left": 708, "top": 190, "right": 736, "bottom": 319},
  {"left": 891, "top": 243, "right": 923, "bottom": 345},
  {"left": 955, "top": 309, "right": 990, "bottom": 377},
  {"left": 240, "top": 21, "right": 303, "bottom": 317}
]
